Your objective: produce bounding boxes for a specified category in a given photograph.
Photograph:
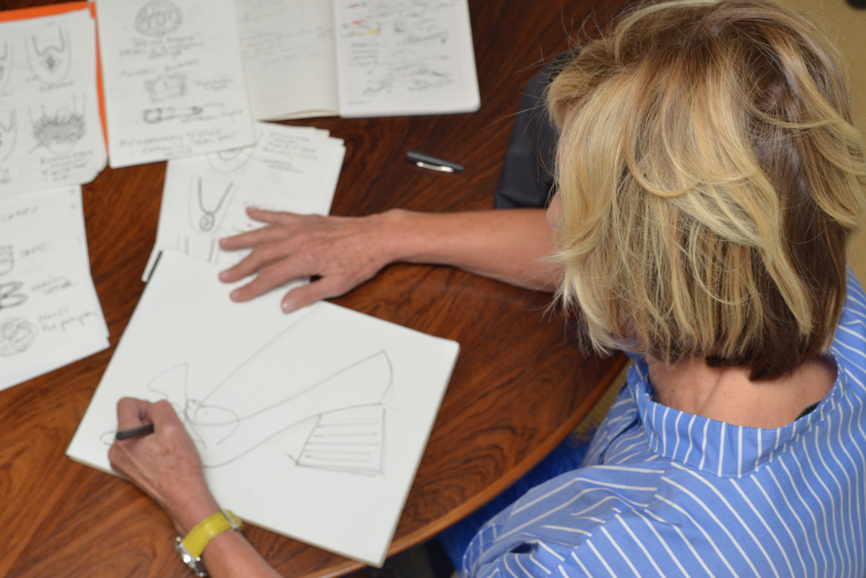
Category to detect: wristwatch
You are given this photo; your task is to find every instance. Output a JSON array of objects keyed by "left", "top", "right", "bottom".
[{"left": 175, "top": 509, "right": 243, "bottom": 577}]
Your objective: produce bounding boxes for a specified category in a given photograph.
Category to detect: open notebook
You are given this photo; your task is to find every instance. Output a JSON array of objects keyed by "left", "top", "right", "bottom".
[
  {"left": 67, "top": 251, "right": 460, "bottom": 567},
  {"left": 238, "top": 0, "right": 481, "bottom": 120}
]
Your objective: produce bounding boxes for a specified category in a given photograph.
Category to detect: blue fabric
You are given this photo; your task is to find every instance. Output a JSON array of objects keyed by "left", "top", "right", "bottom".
[
  {"left": 462, "top": 274, "right": 866, "bottom": 577},
  {"left": 437, "top": 436, "right": 590, "bottom": 570}
]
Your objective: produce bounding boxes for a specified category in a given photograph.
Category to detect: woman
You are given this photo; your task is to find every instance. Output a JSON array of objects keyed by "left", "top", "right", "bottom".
[{"left": 109, "top": 1, "right": 866, "bottom": 576}]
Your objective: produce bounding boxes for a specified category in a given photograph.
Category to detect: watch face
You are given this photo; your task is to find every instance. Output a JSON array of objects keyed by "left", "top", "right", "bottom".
[{"left": 175, "top": 538, "right": 208, "bottom": 577}]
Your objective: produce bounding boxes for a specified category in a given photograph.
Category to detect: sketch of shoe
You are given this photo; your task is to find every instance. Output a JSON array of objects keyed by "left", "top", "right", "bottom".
[
  {"left": 0, "top": 111, "right": 16, "bottom": 164},
  {"left": 0, "top": 43, "right": 13, "bottom": 94},
  {"left": 26, "top": 25, "right": 72, "bottom": 85}
]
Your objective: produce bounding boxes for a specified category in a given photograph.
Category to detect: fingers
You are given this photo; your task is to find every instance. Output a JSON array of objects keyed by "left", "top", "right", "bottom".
[
  {"left": 116, "top": 397, "right": 153, "bottom": 431},
  {"left": 280, "top": 275, "right": 352, "bottom": 313},
  {"left": 218, "top": 208, "right": 304, "bottom": 250}
]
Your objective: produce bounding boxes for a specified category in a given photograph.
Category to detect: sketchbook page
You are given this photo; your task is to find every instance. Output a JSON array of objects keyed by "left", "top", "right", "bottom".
[
  {"left": 333, "top": 0, "right": 481, "bottom": 118},
  {"left": 0, "top": 9, "right": 107, "bottom": 197},
  {"left": 0, "top": 186, "right": 109, "bottom": 391},
  {"left": 237, "top": 0, "right": 339, "bottom": 120},
  {"left": 96, "top": 0, "right": 256, "bottom": 168},
  {"left": 67, "top": 250, "right": 460, "bottom": 566},
  {"left": 143, "top": 122, "right": 345, "bottom": 280}
]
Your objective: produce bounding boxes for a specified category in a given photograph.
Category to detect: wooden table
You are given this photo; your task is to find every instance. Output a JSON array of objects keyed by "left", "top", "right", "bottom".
[{"left": 0, "top": 0, "right": 628, "bottom": 576}]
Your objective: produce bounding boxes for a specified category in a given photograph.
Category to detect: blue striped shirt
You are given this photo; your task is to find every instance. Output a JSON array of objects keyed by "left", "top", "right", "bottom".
[{"left": 463, "top": 274, "right": 866, "bottom": 577}]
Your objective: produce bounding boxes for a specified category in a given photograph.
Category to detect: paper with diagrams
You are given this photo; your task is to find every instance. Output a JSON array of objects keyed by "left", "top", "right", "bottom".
[
  {"left": 67, "top": 251, "right": 460, "bottom": 566},
  {"left": 237, "top": 0, "right": 480, "bottom": 119},
  {"left": 0, "top": 8, "right": 107, "bottom": 197},
  {"left": 142, "top": 122, "right": 345, "bottom": 281},
  {"left": 96, "top": 0, "right": 256, "bottom": 168},
  {"left": 0, "top": 186, "right": 109, "bottom": 391}
]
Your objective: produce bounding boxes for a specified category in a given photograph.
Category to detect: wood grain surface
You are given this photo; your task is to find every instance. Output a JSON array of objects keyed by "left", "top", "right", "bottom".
[{"left": 0, "top": 1, "right": 628, "bottom": 577}]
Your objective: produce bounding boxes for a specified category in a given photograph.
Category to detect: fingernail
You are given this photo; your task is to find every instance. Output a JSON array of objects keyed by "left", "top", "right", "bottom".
[
  {"left": 282, "top": 298, "right": 297, "bottom": 313},
  {"left": 219, "top": 270, "right": 229, "bottom": 281},
  {"left": 230, "top": 290, "right": 241, "bottom": 300}
]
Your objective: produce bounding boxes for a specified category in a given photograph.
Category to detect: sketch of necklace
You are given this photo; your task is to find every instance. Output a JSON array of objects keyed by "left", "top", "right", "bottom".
[
  {"left": 0, "top": 43, "right": 12, "bottom": 94},
  {"left": 26, "top": 26, "right": 72, "bottom": 85},
  {"left": 192, "top": 178, "right": 234, "bottom": 233}
]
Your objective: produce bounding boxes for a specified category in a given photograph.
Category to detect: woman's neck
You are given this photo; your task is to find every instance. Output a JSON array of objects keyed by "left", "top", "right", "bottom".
[{"left": 646, "top": 354, "right": 837, "bottom": 428}]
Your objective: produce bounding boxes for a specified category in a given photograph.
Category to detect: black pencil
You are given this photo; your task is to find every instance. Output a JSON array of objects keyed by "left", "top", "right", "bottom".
[{"left": 115, "top": 423, "right": 155, "bottom": 441}]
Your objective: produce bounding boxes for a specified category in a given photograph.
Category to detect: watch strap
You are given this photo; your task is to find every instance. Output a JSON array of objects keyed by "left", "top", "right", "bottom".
[{"left": 182, "top": 509, "right": 243, "bottom": 559}]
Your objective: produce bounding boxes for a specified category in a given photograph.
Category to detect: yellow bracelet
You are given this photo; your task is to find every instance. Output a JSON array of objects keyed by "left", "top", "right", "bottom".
[{"left": 175, "top": 510, "right": 243, "bottom": 577}]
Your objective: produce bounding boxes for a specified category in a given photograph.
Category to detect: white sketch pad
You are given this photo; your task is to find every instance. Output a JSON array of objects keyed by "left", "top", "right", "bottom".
[
  {"left": 96, "top": 0, "right": 256, "bottom": 168},
  {"left": 0, "top": 9, "right": 108, "bottom": 197},
  {"left": 67, "top": 250, "right": 460, "bottom": 566}
]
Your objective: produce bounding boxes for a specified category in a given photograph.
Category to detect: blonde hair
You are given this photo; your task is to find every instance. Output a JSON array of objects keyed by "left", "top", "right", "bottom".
[{"left": 547, "top": 0, "right": 866, "bottom": 380}]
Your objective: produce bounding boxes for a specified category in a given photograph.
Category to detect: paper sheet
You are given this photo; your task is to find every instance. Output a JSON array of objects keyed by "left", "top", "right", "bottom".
[
  {"left": 96, "top": 0, "right": 256, "bottom": 168},
  {"left": 333, "top": 0, "right": 481, "bottom": 117},
  {"left": 142, "top": 122, "right": 345, "bottom": 280},
  {"left": 237, "top": 0, "right": 339, "bottom": 120},
  {"left": 67, "top": 250, "right": 459, "bottom": 566},
  {"left": 0, "top": 186, "right": 109, "bottom": 391},
  {"left": 0, "top": 9, "right": 107, "bottom": 197}
]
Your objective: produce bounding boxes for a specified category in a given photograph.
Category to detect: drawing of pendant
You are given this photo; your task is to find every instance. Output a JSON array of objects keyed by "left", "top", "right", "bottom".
[
  {"left": 189, "top": 177, "right": 234, "bottom": 234},
  {"left": 0, "top": 43, "right": 13, "bottom": 94},
  {"left": 26, "top": 25, "right": 72, "bottom": 85},
  {"left": 0, "top": 317, "right": 37, "bottom": 357},
  {"left": 30, "top": 95, "right": 86, "bottom": 156},
  {"left": 0, "top": 110, "right": 16, "bottom": 164},
  {"left": 206, "top": 142, "right": 256, "bottom": 173}
]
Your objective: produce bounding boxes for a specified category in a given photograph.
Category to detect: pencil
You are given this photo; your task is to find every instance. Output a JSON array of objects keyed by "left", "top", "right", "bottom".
[{"left": 115, "top": 423, "right": 155, "bottom": 441}]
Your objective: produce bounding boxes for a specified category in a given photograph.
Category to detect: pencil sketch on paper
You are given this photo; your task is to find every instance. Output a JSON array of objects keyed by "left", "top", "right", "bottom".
[
  {"left": 237, "top": 0, "right": 305, "bottom": 27},
  {"left": 0, "top": 246, "right": 13, "bottom": 276},
  {"left": 206, "top": 144, "right": 256, "bottom": 173},
  {"left": 26, "top": 25, "right": 72, "bottom": 85},
  {"left": 143, "top": 106, "right": 203, "bottom": 124},
  {"left": 135, "top": 0, "right": 184, "bottom": 37},
  {"left": 100, "top": 307, "right": 393, "bottom": 475},
  {"left": 145, "top": 73, "right": 188, "bottom": 103},
  {"left": 0, "top": 111, "right": 16, "bottom": 164},
  {"left": 30, "top": 96, "right": 86, "bottom": 155},
  {"left": 363, "top": 64, "right": 451, "bottom": 96},
  {"left": 0, "top": 43, "right": 13, "bottom": 94},
  {"left": 0, "top": 317, "right": 36, "bottom": 356},
  {"left": 0, "top": 282, "right": 27, "bottom": 311},
  {"left": 189, "top": 177, "right": 234, "bottom": 233}
]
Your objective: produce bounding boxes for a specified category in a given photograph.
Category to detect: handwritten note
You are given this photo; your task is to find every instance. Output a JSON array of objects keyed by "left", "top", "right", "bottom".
[
  {"left": 0, "top": 186, "right": 109, "bottom": 391},
  {"left": 237, "top": 0, "right": 338, "bottom": 120},
  {"left": 143, "top": 122, "right": 345, "bottom": 280},
  {"left": 96, "top": 0, "right": 256, "bottom": 168},
  {"left": 333, "top": 0, "right": 480, "bottom": 117},
  {"left": 0, "top": 9, "right": 107, "bottom": 197}
]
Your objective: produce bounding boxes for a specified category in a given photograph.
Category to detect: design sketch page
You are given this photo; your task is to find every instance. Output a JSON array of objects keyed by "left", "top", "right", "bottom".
[
  {"left": 142, "top": 122, "right": 345, "bottom": 280},
  {"left": 96, "top": 0, "right": 256, "bottom": 168},
  {"left": 237, "top": 0, "right": 339, "bottom": 120},
  {"left": 0, "top": 9, "right": 107, "bottom": 197},
  {"left": 333, "top": 0, "right": 480, "bottom": 118},
  {"left": 67, "top": 251, "right": 460, "bottom": 567},
  {"left": 0, "top": 186, "right": 109, "bottom": 391}
]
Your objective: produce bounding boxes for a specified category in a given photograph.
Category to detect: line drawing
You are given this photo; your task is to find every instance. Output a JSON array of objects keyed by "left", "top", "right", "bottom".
[
  {"left": 0, "top": 111, "right": 16, "bottom": 165},
  {"left": 25, "top": 25, "right": 72, "bottom": 85},
  {"left": 0, "top": 317, "right": 36, "bottom": 356},
  {"left": 189, "top": 177, "right": 234, "bottom": 233},
  {"left": 145, "top": 73, "right": 187, "bottom": 103},
  {"left": 363, "top": 63, "right": 451, "bottom": 95},
  {"left": 0, "top": 281, "right": 27, "bottom": 311},
  {"left": 29, "top": 95, "right": 86, "bottom": 155},
  {"left": 0, "top": 245, "right": 13, "bottom": 276},
  {"left": 206, "top": 143, "right": 256, "bottom": 173},
  {"left": 135, "top": 0, "right": 184, "bottom": 37},
  {"left": 102, "top": 305, "right": 393, "bottom": 474},
  {"left": 0, "top": 42, "right": 13, "bottom": 94},
  {"left": 143, "top": 106, "right": 203, "bottom": 124}
]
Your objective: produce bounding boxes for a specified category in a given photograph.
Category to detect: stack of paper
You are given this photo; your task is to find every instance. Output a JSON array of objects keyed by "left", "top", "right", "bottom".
[
  {"left": 143, "top": 122, "right": 346, "bottom": 280},
  {"left": 0, "top": 186, "right": 109, "bottom": 391}
]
